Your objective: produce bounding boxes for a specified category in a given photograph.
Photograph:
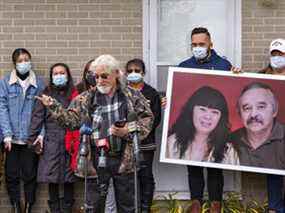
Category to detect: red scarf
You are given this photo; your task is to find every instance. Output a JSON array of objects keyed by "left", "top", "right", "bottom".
[{"left": 64, "top": 89, "right": 80, "bottom": 171}]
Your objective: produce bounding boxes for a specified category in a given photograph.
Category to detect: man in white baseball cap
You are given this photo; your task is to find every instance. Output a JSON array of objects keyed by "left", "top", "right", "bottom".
[
  {"left": 261, "top": 38, "right": 285, "bottom": 75},
  {"left": 270, "top": 38, "right": 285, "bottom": 53}
]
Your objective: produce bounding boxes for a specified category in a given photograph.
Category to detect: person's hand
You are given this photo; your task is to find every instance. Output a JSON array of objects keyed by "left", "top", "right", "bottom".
[
  {"left": 35, "top": 94, "right": 54, "bottom": 106},
  {"left": 161, "top": 96, "right": 167, "bottom": 109},
  {"left": 110, "top": 124, "right": 128, "bottom": 138},
  {"left": 231, "top": 66, "right": 242, "bottom": 74},
  {"left": 33, "top": 135, "right": 43, "bottom": 154},
  {"left": 4, "top": 138, "right": 12, "bottom": 152}
]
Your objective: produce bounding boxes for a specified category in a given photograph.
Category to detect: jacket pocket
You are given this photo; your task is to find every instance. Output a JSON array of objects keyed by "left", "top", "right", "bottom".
[{"left": 8, "top": 93, "right": 19, "bottom": 116}]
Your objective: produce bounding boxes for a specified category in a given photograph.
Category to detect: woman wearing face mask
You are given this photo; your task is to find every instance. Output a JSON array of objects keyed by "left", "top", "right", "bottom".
[
  {"left": 0, "top": 48, "right": 45, "bottom": 213},
  {"left": 27, "top": 63, "right": 79, "bottom": 213},
  {"left": 76, "top": 59, "right": 96, "bottom": 94},
  {"left": 125, "top": 59, "right": 162, "bottom": 213}
]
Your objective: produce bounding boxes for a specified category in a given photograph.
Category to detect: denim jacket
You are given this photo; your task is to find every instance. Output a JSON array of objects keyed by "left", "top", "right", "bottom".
[{"left": 0, "top": 70, "right": 45, "bottom": 144}]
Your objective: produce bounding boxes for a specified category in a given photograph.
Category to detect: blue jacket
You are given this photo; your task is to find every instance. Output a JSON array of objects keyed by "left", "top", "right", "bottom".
[
  {"left": 0, "top": 70, "right": 45, "bottom": 143},
  {"left": 0, "top": 128, "right": 3, "bottom": 143},
  {"left": 179, "top": 49, "right": 232, "bottom": 71}
]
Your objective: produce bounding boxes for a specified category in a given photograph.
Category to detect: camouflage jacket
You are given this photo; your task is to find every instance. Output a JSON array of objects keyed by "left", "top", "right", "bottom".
[
  {"left": 47, "top": 86, "right": 154, "bottom": 173},
  {"left": 47, "top": 86, "right": 154, "bottom": 145}
]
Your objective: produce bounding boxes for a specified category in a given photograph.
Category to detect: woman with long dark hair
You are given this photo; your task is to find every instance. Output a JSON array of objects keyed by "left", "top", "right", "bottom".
[
  {"left": 167, "top": 86, "right": 238, "bottom": 163},
  {"left": 28, "top": 63, "right": 79, "bottom": 213}
]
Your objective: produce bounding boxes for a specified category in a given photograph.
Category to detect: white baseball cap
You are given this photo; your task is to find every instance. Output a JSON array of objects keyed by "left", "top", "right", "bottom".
[{"left": 269, "top": 38, "right": 285, "bottom": 53}]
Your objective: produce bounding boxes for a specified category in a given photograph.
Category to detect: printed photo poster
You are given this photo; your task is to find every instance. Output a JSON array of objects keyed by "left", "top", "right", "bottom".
[{"left": 160, "top": 67, "right": 285, "bottom": 175}]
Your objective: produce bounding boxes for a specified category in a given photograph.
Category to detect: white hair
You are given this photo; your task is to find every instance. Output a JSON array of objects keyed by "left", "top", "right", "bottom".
[
  {"left": 90, "top": 54, "right": 127, "bottom": 89},
  {"left": 90, "top": 54, "right": 120, "bottom": 73}
]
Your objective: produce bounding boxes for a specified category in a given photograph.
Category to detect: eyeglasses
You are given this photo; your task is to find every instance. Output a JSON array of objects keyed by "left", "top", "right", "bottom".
[
  {"left": 95, "top": 73, "right": 109, "bottom": 80},
  {"left": 126, "top": 69, "right": 142, "bottom": 74}
]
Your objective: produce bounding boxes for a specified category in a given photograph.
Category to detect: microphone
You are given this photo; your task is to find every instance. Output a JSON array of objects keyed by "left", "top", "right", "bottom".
[
  {"left": 78, "top": 124, "right": 93, "bottom": 161},
  {"left": 76, "top": 123, "right": 97, "bottom": 178},
  {"left": 95, "top": 138, "right": 110, "bottom": 168},
  {"left": 127, "top": 111, "right": 140, "bottom": 167}
]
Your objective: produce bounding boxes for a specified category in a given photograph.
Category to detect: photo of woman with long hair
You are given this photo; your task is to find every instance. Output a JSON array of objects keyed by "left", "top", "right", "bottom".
[{"left": 167, "top": 86, "right": 239, "bottom": 164}]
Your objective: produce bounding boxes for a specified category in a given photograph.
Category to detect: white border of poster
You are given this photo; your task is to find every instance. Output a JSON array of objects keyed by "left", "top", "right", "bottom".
[{"left": 160, "top": 66, "right": 285, "bottom": 176}]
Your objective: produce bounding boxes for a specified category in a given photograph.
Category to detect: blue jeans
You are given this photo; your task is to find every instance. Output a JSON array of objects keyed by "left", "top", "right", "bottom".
[{"left": 267, "top": 174, "right": 285, "bottom": 213}]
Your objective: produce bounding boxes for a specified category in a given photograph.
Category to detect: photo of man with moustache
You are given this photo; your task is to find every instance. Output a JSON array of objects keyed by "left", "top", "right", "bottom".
[{"left": 230, "top": 82, "right": 285, "bottom": 170}]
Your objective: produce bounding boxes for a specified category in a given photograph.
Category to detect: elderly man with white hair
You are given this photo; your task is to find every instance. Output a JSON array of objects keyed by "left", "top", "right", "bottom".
[{"left": 36, "top": 54, "right": 154, "bottom": 213}]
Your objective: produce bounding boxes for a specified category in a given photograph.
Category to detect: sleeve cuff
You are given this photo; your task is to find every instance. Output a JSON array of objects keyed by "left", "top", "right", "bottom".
[{"left": 4, "top": 136, "right": 12, "bottom": 143}]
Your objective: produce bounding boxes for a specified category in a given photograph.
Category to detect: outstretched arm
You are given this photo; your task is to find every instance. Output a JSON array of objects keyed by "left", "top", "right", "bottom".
[{"left": 35, "top": 92, "right": 91, "bottom": 130}]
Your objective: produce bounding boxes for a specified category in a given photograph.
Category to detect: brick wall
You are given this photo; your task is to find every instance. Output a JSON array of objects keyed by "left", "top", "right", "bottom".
[
  {"left": 0, "top": 0, "right": 142, "bottom": 212},
  {"left": 242, "top": 0, "right": 285, "bottom": 71},
  {"left": 0, "top": 0, "right": 143, "bottom": 81}
]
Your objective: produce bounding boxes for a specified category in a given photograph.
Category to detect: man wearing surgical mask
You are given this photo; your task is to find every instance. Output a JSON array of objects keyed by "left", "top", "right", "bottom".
[
  {"left": 0, "top": 48, "right": 45, "bottom": 212},
  {"left": 179, "top": 27, "right": 232, "bottom": 71},
  {"left": 260, "top": 38, "right": 285, "bottom": 75},
  {"left": 259, "top": 38, "right": 285, "bottom": 213},
  {"left": 178, "top": 27, "right": 235, "bottom": 213}
]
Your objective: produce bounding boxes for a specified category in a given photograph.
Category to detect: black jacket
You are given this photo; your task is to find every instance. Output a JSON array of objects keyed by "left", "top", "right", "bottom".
[
  {"left": 28, "top": 88, "right": 76, "bottom": 183},
  {"left": 140, "top": 83, "right": 162, "bottom": 150}
]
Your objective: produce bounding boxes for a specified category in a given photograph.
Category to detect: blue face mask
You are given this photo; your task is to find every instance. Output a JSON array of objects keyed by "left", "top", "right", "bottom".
[
  {"left": 270, "top": 56, "right": 285, "bottom": 69},
  {"left": 52, "top": 74, "right": 68, "bottom": 86},
  {"left": 16, "top": 61, "right": 32, "bottom": 75},
  {"left": 192, "top": 46, "right": 208, "bottom": 60},
  {"left": 126, "top": 72, "right": 143, "bottom": 83}
]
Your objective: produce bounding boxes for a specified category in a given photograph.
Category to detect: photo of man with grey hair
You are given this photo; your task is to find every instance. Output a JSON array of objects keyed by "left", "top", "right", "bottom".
[{"left": 230, "top": 82, "right": 285, "bottom": 170}]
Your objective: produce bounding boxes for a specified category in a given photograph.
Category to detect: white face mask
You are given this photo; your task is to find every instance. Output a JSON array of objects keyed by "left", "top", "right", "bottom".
[
  {"left": 192, "top": 46, "right": 208, "bottom": 60},
  {"left": 97, "top": 85, "right": 112, "bottom": 94},
  {"left": 52, "top": 74, "right": 68, "bottom": 86},
  {"left": 16, "top": 61, "right": 32, "bottom": 75},
  {"left": 270, "top": 56, "right": 285, "bottom": 69},
  {"left": 127, "top": 72, "right": 143, "bottom": 83}
]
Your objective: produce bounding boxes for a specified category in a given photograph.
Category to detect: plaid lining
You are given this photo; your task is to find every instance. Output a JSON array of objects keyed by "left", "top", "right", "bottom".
[{"left": 91, "top": 89, "right": 128, "bottom": 154}]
